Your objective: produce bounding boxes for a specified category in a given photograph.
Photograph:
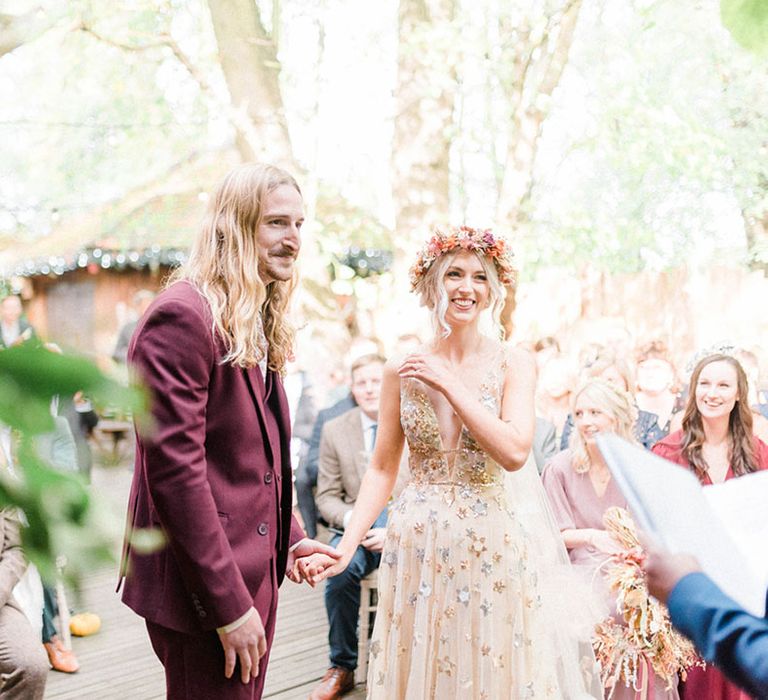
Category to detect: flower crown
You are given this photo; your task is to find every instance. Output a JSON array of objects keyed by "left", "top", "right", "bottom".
[
  {"left": 409, "top": 226, "right": 516, "bottom": 291},
  {"left": 685, "top": 342, "right": 738, "bottom": 373}
]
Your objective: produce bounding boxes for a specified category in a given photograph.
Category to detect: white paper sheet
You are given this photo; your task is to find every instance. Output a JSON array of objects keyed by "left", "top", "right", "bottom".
[{"left": 596, "top": 434, "right": 768, "bottom": 616}]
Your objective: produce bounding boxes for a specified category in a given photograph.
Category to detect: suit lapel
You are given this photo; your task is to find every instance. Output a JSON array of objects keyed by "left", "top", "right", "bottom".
[
  {"left": 269, "top": 373, "right": 291, "bottom": 450},
  {"left": 243, "top": 366, "right": 276, "bottom": 466},
  {"left": 341, "top": 409, "right": 367, "bottom": 481}
]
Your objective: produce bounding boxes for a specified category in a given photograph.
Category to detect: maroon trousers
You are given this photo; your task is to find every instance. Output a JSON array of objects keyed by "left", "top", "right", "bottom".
[{"left": 146, "top": 589, "right": 278, "bottom": 700}]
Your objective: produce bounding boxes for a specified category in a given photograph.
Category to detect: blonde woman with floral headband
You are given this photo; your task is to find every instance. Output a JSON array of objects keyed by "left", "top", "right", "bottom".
[{"left": 299, "top": 226, "right": 603, "bottom": 699}]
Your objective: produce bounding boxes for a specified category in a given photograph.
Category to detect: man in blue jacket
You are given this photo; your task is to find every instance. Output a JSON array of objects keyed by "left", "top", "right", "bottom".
[{"left": 643, "top": 544, "right": 768, "bottom": 699}]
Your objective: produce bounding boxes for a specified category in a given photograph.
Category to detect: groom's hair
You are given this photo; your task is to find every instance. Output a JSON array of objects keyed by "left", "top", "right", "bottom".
[{"left": 171, "top": 163, "right": 301, "bottom": 372}]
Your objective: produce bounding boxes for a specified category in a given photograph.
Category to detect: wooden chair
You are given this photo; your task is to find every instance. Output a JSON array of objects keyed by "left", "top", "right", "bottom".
[{"left": 355, "top": 569, "right": 379, "bottom": 685}]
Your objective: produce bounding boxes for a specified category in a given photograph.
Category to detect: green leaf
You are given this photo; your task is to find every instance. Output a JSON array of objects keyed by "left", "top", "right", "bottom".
[
  {"left": 721, "top": 0, "right": 768, "bottom": 55},
  {"left": 0, "top": 345, "right": 146, "bottom": 434}
]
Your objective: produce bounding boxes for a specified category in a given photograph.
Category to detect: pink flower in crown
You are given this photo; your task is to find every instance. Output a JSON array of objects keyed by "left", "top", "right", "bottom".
[{"left": 409, "top": 225, "right": 516, "bottom": 291}]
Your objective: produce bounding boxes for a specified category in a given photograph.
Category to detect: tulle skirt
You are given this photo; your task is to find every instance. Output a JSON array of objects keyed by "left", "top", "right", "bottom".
[{"left": 366, "top": 462, "right": 604, "bottom": 699}]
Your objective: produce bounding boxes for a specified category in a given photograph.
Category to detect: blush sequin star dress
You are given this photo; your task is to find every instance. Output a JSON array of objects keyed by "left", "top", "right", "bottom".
[{"left": 366, "top": 345, "right": 603, "bottom": 699}]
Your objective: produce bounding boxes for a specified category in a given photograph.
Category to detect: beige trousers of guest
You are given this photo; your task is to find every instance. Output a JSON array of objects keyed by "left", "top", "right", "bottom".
[{"left": 0, "top": 604, "right": 48, "bottom": 699}]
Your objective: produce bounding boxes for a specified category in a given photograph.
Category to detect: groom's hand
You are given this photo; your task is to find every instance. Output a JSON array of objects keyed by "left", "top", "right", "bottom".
[
  {"left": 218, "top": 609, "right": 267, "bottom": 683},
  {"left": 286, "top": 538, "right": 341, "bottom": 585}
]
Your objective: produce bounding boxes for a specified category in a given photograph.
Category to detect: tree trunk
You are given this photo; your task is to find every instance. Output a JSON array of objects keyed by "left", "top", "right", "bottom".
[
  {"left": 205, "top": 0, "right": 294, "bottom": 168},
  {"left": 495, "top": 0, "right": 583, "bottom": 227},
  {"left": 744, "top": 208, "right": 768, "bottom": 274},
  {"left": 0, "top": 3, "right": 68, "bottom": 57},
  {"left": 392, "top": 0, "right": 457, "bottom": 246}
]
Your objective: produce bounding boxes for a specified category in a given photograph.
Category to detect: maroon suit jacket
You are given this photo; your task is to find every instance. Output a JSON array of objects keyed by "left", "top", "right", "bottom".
[{"left": 119, "top": 281, "right": 305, "bottom": 634}]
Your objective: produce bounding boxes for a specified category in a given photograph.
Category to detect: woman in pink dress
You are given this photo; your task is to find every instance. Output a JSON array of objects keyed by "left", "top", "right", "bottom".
[
  {"left": 543, "top": 379, "right": 681, "bottom": 699},
  {"left": 653, "top": 352, "right": 768, "bottom": 700}
]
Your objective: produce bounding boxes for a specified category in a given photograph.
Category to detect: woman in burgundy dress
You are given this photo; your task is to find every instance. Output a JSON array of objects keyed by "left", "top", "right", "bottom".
[{"left": 652, "top": 352, "right": 768, "bottom": 700}]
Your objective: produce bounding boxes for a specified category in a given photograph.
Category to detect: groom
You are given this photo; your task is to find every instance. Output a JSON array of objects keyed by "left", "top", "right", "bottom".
[{"left": 119, "top": 163, "right": 338, "bottom": 699}]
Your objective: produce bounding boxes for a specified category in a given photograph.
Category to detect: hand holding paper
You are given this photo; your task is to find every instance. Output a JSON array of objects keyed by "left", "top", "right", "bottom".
[{"left": 596, "top": 434, "right": 768, "bottom": 616}]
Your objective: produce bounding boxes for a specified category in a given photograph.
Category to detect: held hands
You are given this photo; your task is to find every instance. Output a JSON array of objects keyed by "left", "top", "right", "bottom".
[
  {"left": 294, "top": 549, "right": 353, "bottom": 586},
  {"left": 285, "top": 538, "right": 342, "bottom": 586},
  {"left": 218, "top": 609, "right": 267, "bottom": 683}
]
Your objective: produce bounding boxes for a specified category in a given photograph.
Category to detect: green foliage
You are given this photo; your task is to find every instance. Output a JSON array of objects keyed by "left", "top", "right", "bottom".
[
  {"left": 523, "top": 1, "right": 768, "bottom": 276},
  {"left": 0, "top": 344, "right": 146, "bottom": 583},
  {"left": 0, "top": 344, "right": 145, "bottom": 434},
  {"left": 721, "top": 0, "right": 768, "bottom": 55}
]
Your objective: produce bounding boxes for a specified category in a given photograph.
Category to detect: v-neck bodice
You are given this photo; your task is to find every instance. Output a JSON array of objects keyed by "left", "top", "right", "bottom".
[{"left": 399, "top": 344, "right": 506, "bottom": 488}]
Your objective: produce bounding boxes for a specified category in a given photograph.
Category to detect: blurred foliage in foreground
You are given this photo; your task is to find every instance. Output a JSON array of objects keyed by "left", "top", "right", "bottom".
[
  {"left": 0, "top": 343, "right": 146, "bottom": 584},
  {"left": 721, "top": 0, "right": 768, "bottom": 55}
]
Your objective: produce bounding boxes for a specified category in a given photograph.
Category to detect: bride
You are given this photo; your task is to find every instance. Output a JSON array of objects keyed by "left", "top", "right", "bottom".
[{"left": 300, "top": 226, "right": 602, "bottom": 699}]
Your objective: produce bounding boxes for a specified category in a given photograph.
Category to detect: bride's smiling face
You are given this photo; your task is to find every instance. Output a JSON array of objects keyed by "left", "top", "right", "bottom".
[{"left": 441, "top": 251, "right": 490, "bottom": 324}]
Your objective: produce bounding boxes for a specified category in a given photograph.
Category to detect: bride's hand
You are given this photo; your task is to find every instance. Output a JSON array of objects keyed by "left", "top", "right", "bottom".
[
  {"left": 398, "top": 353, "right": 455, "bottom": 393},
  {"left": 294, "top": 551, "right": 352, "bottom": 585}
]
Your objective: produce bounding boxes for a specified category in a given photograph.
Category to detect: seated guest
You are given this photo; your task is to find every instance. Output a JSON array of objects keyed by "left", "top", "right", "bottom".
[
  {"left": 653, "top": 352, "right": 768, "bottom": 700},
  {"left": 295, "top": 392, "right": 355, "bottom": 540},
  {"left": 533, "top": 335, "right": 561, "bottom": 370},
  {"left": 734, "top": 348, "right": 768, "bottom": 444},
  {"left": 295, "top": 338, "right": 383, "bottom": 539},
  {"left": 532, "top": 417, "right": 557, "bottom": 474},
  {"left": 537, "top": 356, "right": 575, "bottom": 447},
  {"left": 635, "top": 340, "right": 683, "bottom": 437},
  {"left": 543, "top": 380, "right": 681, "bottom": 699},
  {"left": 643, "top": 544, "right": 768, "bottom": 700},
  {"left": 0, "top": 507, "right": 48, "bottom": 698},
  {"left": 561, "top": 352, "right": 665, "bottom": 450},
  {"left": 311, "top": 354, "right": 408, "bottom": 700}
]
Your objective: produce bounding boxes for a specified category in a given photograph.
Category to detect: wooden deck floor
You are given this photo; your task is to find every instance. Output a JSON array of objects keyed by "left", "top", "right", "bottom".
[{"left": 43, "top": 462, "right": 366, "bottom": 699}]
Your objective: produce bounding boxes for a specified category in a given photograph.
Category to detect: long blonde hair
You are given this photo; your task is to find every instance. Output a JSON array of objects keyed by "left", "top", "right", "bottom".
[
  {"left": 570, "top": 380, "right": 638, "bottom": 473},
  {"left": 171, "top": 163, "right": 300, "bottom": 371},
  {"left": 417, "top": 250, "right": 507, "bottom": 339}
]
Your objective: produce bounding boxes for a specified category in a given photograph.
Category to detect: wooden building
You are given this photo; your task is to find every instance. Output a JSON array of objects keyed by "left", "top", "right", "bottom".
[{"left": 3, "top": 154, "right": 236, "bottom": 362}]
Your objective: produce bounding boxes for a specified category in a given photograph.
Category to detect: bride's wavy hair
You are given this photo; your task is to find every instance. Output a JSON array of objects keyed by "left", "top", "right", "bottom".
[
  {"left": 680, "top": 354, "right": 756, "bottom": 479},
  {"left": 417, "top": 250, "right": 506, "bottom": 339},
  {"left": 169, "top": 163, "right": 300, "bottom": 372},
  {"left": 570, "top": 380, "right": 637, "bottom": 474}
]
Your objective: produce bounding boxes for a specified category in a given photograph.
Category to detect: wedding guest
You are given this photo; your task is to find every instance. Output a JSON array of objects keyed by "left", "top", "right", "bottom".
[
  {"left": 537, "top": 356, "right": 576, "bottom": 446},
  {"left": 0, "top": 295, "right": 35, "bottom": 349},
  {"left": 0, "top": 508, "right": 48, "bottom": 699},
  {"left": 533, "top": 335, "right": 561, "bottom": 370},
  {"left": 561, "top": 352, "right": 664, "bottom": 450},
  {"left": 653, "top": 352, "right": 768, "bottom": 700},
  {"left": 733, "top": 348, "right": 768, "bottom": 444},
  {"left": 635, "top": 341, "right": 682, "bottom": 437},
  {"left": 112, "top": 290, "right": 155, "bottom": 365},
  {"left": 543, "top": 380, "right": 681, "bottom": 699}
]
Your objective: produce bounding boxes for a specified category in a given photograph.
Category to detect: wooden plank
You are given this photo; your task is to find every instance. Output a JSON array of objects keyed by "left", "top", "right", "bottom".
[{"left": 43, "top": 462, "right": 369, "bottom": 699}]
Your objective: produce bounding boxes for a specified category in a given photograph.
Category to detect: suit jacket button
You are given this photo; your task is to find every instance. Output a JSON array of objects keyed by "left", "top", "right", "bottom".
[
  {"left": 198, "top": 610, "right": 207, "bottom": 618},
  {"left": 258, "top": 523, "right": 268, "bottom": 536},
  {"left": 264, "top": 472, "right": 273, "bottom": 484}
]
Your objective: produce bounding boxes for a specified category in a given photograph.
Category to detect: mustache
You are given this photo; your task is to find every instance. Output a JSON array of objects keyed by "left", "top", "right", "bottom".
[{"left": 270, "top": 245, "right": 298, "bottom": 258}]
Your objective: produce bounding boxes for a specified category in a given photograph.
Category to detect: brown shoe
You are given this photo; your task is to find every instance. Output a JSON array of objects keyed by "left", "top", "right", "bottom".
[
  {"left": 44, "top": 636, "right": 80, "bottom": 673},
  {"left": 308, "top": 666, "right": 354, "bottom": 700}
]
